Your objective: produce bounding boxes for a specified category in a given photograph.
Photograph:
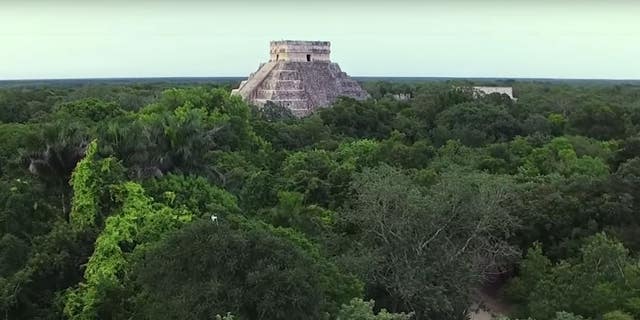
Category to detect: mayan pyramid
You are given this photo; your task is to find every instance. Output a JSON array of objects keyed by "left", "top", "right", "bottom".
[{"left": 232, "top": 40, "right": 369, "bottom": 117}]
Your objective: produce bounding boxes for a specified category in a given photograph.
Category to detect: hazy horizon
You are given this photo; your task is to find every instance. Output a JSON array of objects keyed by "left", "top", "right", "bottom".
[{"left": 1, "top": 1, "right": 639, "bottom": 80}]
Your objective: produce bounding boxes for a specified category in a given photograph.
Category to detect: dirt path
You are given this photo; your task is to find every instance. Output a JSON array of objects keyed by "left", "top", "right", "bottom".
[{"left": 468, "top": 290, "right": 512, "bottom": 320}]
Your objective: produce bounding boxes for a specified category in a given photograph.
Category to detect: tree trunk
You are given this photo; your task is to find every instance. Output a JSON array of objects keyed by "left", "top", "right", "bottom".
[
  {"left": 62, "top": 191, "right": 70, "bottom": 221},
  {"left": 61, "top": 181, "right": 72, "bottom": 222}
]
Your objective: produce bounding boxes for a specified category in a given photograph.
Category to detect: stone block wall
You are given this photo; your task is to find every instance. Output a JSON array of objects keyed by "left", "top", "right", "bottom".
[{"left": 269, "top": 40, "right": 331, "bottom": 62}]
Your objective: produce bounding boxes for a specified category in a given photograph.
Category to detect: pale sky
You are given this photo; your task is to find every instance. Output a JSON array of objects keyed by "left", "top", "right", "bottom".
[{"left": 1, "top": 1, "right": 639, "bottom": 80}]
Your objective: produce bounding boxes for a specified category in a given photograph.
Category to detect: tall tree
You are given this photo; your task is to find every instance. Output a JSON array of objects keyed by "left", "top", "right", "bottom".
[{"left": 343, "top": 165, "right": 518, "bottom": 319}]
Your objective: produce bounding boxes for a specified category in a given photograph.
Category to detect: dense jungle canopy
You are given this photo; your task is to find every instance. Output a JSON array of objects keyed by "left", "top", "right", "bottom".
[{"left": 2, "top": 79, "right": 640, "bottom": 320}]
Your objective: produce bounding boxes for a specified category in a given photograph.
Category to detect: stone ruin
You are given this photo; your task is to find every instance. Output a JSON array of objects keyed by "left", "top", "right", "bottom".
[
  {"left": 472, "top": 86, "right": 517, "bottom": 100},
  {"left": 232, "top": 40, "right": 369, "bottom": 117}
]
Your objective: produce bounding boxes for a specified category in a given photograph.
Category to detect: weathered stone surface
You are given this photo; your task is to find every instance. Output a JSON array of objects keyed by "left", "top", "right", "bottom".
[
  {"left": 473, "top": 86, "right": 517, "bottom": 100},
  {"left": 232, "top": 40, "right": 369, "bottom": 117}
]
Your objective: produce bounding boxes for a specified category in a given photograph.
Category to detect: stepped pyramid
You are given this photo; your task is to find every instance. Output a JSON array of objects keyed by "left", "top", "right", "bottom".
[{"left": 232, "top": 40, "right": 369, "bottom": 117}]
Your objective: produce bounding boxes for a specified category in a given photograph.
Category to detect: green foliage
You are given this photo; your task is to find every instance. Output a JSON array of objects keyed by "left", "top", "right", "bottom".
[
  {"left": 254, "top": 115, "right": 333, "bottom": 150},
  {"left": 0, "top": 87, "right": 65, "bottom": 123},
  {"left": 0, "top": 221, "right": 96, "bottom": 319},
  {"left": 519, "top": 137, "right": 609, "bottom": 178},
  {"left": 504, "top": 243, "right": 551, "bottom": 303},
  {"left": 282, "top": 149, "right": 342, "bottom": 207},
  {"left": 0, "top": 123, "right": 34, "bottom": 176},
  {"left": 69, "top": 140, "right": 125, "bottom": 229},
  {"left": 209, "top": 150, "right": 264, "bottom": 193},
  {"left": 0, "top": 177, "right": 58, "bottom": 241},
  {"left": 256, "top": 101, "right": 295, "bottom": 121},
  {"left": 69, "top": 140, "right": 99, "bottom": 229},
  {"left": 130, "top": 219, "right": 362, "bottom": 320},
  {"left": 430, "top": 139, "right": 486, "bottom": 171},
  {"left": 54, "top": 98, "right": 125, "bottom": 122},
  {"left": 612, "top": 135, "right": 640, "bottom": 168},
  {"left": 336, "top": 298, "right": 413, "bottom": 320},
  {"left": 264, "top": 191, "right": 335, "bottom": 239},
  {"left": 64, "top": 182, "right": 192, "bottom": 319},
  {"left": 548, "top": 113, "right": 567, "bottom": 134},
  {"left": 376, "top": 133, "right": 435, "bottom": 169},
  {"left": 100, "top": 87, "right": 264, "bottom": 178},
  {"left": 506, "top": 233, "right": 640, "bottom": 320},
  {"left": 335, "top": 139, "right": 381, "bottom": 169},
  {"left": 0, "top": 234, "right": 29, "bottom": 277},
  {"left": 497, "top": 311, "right": 584, "bottom": 320},
  {"left": 215, "top": 313, "right": 237, "bottom": 320},
  {"left": 4, "top": 80, "right": 640, "bottom": 320},
  {"left": 144, "top": 173, "right": 240, "bottom": 218},
  {"left": 344, "top": 165, "right": 518, "bottom": 318},
  {"left": 603, "top": 310, "right": 634, "bottom": 320},
  {"left": 246, "top": 218, "right": 364, "bottom": 315},
  {"left": 319, "top": 97, "right": 395, "bottom": 139},
  {"left": 569, "top": 104, "right": 627, "bottom": 140},
  {"left": 434, "top": 101, "right": 521, "bottom": 146},
  {"left": 553, "top": 312, "right": 587, "bottom": 320}
]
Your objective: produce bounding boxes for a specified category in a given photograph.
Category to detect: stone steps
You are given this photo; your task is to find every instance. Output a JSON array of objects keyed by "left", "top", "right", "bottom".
[
  {"left": 234, "top": 61, "right": 277, "bottom": 100},
  {"left": 260, "top": 80, "right": 303, "bottom": 90},
  {"left": 255, "top": 89, "right": 307, "bottom": 100},
  {"left": 233, "top": 59, "right": 369, "bottom": 117}
]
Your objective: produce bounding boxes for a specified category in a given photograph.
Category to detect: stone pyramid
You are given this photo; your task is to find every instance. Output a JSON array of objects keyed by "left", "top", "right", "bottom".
[{"left": 232, "top": 40, "right": 369, "bottom": 117}]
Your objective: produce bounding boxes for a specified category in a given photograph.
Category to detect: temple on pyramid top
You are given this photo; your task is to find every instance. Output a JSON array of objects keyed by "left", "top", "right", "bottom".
[
  {"left": 270, "top": 40, "right": 331, "bottom": 62},
  {"left": 232, "top": 40, "right": 369, "bottom": 117}
]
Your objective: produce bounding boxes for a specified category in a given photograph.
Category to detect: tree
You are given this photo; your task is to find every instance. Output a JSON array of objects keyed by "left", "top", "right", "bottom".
[
  {"left": 144, "top": 173, "right": 240, "bottom": 218},
  {"left": 569, "top": 104, "right": 627, "bottom": 140},
  {"left": 319, "top": 97, "right": 395, "bottom": 139},
  {"left": 257, "top": 101, "right": 295, "bottom": 121},
  {"left": 64, "top": 182, "right": 193, "bottom": 319},
  {"left": 239, "top": 170, "right": 285, "bottom": 211},
  {"left": 506, "top": 233, "right": 640, "bottom": 320},
  {"left": 5, "top": 78, "right": 640, "bottom": 320},
  {"left": 54, "top": 98, "right": 124, "bottom": 122},
  {"left": 0, "top": 221, "right": 96, "bottom": 319},
  {"left": 68, "top": 140, "right": 125, "bottom": 229},
  {"left": 496, "top": 311, "right": 585, "bottom": 320},
  {"left": 434, "top": 101, "right": 521, "bottom": 146},
  {"left": 522, "top": 114, "right": 554, "bottom": 136},
  {"left": 519, "top": 137, "right": 609, "bottom": 178},
  {"left": 0, "top": 234, "right": 29, "bottom": 277},
  {"left": 337, "top": 298, "right": 413, "bottom": 320},
  {"left": 603, "top": 310, "right": 634, "bottom": 320},
  {"left": 99, "top": 88, "right": 263, "bottom": 179},
  {"left": 129, "top": 219, "right": 362, "bottom": 320},
  {"left": 343, "top": 165, "right": 518, "bottom": 319},
  {"left": 0, "top": 87, "right": 64, "bottom": 123},
  {"left": 282, "top": 149, "right": 339, "bottom": 207},
  {"left": 612, "top": 135, "right": 640, "bottom": 170},
  {"left": 263, "top": 191, "right": 335, "bottom": 239},
  {"left": 27, "top": 121, "right": 89, "bottom": 218},
  {"left": 0, "top": 123, "right": 35, "bottom": 177}
]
